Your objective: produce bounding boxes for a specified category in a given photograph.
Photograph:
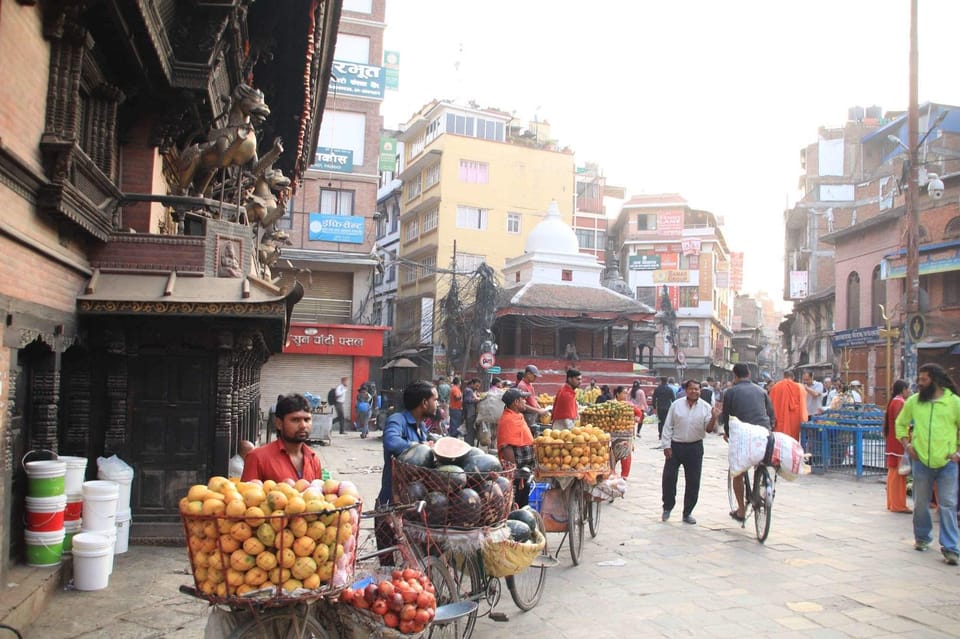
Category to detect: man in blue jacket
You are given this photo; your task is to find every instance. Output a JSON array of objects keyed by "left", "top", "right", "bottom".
[{"left": 377, "top": 380, "right": 437, "bottom": 506}]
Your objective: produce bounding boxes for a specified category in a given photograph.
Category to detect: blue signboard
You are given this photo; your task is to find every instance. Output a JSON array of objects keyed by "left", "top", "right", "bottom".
[
  {"left": 329, "top": 60, "right": 385, "bottom": 99},
  {"left": 831, "top": 326, "right": 882, "bottom": 349},
  {"left": 313, "top": 147, "right": 353, "bottom": 173},
  {"left": 308, "top": 213, "right": 364, "bottom": 244}
]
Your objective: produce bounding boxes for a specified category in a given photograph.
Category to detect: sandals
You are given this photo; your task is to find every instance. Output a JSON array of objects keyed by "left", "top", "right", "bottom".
[{"left": 729, "top": 510, "right": 746, "bottom": 523}]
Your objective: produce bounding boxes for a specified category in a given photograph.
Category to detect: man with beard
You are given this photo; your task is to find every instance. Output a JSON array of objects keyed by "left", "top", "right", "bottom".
[
  {"left": 242, "top": 393, "right": 322, "bottom": 482},
  {"left": 895, "top": 363, "right": 960, "bottom": 565}
]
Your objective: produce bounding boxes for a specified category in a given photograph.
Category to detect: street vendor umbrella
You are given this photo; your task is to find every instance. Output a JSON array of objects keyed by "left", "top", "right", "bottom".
[{"left": 390, "top": 357, "right": 418, "bottom": 368}]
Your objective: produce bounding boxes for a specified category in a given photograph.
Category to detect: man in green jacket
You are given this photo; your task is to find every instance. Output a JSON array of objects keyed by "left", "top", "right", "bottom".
[{"left": 895, "top": 363, "right": 960, "bottom": 565}]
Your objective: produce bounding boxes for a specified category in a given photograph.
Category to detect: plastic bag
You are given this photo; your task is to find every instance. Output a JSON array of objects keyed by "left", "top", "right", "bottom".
[
  {"left": 727, "top": 417, "right": 771, "bottom": 475},
  {"left": 770, "top": 432, "right": 806, "bottom": 477},
  {"left": 97, "top": 454, "right": 134, "bottom": 479},
  {"left": 898, "top": 452, "right": 912, "bottom": 476}
]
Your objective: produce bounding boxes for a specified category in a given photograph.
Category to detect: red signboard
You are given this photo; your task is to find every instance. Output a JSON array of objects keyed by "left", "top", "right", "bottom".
[
  {"left": 479, "top": 353, "right": 496, "bottom": 369},
  {"left": 284, "top": 323, "right": 387, "bottom": 356},
  {"left": 657, "top": 211, "right": 684, "bottom": 236},
  {"left": 730, "top": 252, "right": 744, "bottom": 291}
]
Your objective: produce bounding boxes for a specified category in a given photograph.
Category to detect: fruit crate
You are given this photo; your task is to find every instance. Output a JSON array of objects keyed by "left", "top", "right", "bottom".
[
  {"left": 579, "top": 401, "right": 636, "bottom": 433},
  {"left": 180, "top": 501, "right": 361, "bottom": 605}
]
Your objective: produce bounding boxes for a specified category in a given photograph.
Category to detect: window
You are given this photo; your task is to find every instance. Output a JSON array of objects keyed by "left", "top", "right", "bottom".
[
  {"left": 577, "top": 181, "right": 599, "bottom": 199},
  {"left": 678, "top": 287, "right": 699, "bottom": 308},
  {"left": 456, "top": 252, "right": 486, "bottom": 273},
  {"left": 277, "top": 199, "right": 294, "bottom": 230},
  {"left": 636, "top": 214, "right": 657, "bottom": 230},
  {"left": 561, "top": 270, "right": 573, "bottom": 282},
  {"left": 419, "top": 255, "right": 436, "bottom": 280},
  {"left": 385, "top": 251, "right": 396, "bottom": 282},
  {"left": 406, "top": 174, "right": 422, "bottom": 201},
  {"left": 446, "top": 113, "right": 475, "bottom": 136},
  {"left": 847, "top": 271, "right": 861, "bottom": 328},
  {"left": 944, "top": 273, "right": 960, "bottom": 306},
  {"left": 871, "top": 265, "right": 886, "bottom": 326},
  {"left": 945, "top": 217, "right": 960, "bottom": 240},
  {"left": 575, "top": 229, "right": 595, "bottom": 249},
  {"left": 456, "top": 206, "right": 488, "bottom": 230},
  {"left": 677, "top": 326, "right": 699, "bottom": 349},
  {"left": 403, "top": 218, "right": 419, "bottom": 242},
  {"left": 319, "top": 189, "right": 354, "bottom": 215},
  {"left": 459, "top": 160, "right": 489, "bottom": 184},
  {"left": 507, "top": 213, "right": 521, "bottom": 234},
  {"left": 342, "top": 0, "right": 372, "bottom": 12},
  {"left": 423, "top": 163, "right": 441, "bottom": 190},
  {"left": 681, "top": 254, "right": 700, "bottom": 270},
  {"left": 402, "top": 263, "right": 417, "bottom": 283},
  {"left": 422, "top": 208, "right": 438, "bottom": 233},
  {"left": 636, "top": 286, "right": 657, "bottom": 307},
  {"left": 317, "top": 110, "right": 366, "bottom": 164},
  {"left": 476, "top": 118, "right": 504, "bottom": 141},
  {"left": 334, "top": 34, "right": 370, "bottom": 63}
]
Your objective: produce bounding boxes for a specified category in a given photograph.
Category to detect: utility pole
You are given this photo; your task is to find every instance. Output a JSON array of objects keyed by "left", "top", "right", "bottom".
[{"left": 904, "top": 0, "right": 920, "bottom": 387}]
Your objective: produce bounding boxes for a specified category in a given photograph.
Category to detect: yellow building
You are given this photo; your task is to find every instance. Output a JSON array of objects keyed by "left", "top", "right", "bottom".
[{"left": 392, "top": 101, "right": 575, "bottom": 377}]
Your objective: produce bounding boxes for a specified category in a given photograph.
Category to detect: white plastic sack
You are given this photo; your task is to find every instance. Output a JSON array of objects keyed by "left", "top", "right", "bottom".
[
  {"left": 770, "top": 432, "right": 809, "bottom": 480},
  {"left": 727, "top": 417, "right": 771, "bottom": 475},
  {"left": 97, "top": 454, "right": 134, "bottom": 479},
  {"left": 476, "top": 394, "right": 505, "bottom": 425},
  {"left": 590, "top": 476, "right": 627, "bottom": 501}
]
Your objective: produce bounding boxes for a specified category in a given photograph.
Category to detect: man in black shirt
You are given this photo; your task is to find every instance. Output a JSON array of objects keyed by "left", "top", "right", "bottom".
[
  {"left": 652, "top": 377, "right": 677, "bottom": 449},
  {"left": 720, "top": 364, "right": 775, "bottom": 522}
]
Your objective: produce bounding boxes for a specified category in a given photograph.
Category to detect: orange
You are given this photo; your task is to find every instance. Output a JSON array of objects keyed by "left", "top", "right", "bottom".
[
  {"left": 285, "top": 496, "right": 306, "bottom": 515},
  {"left": 245, "top": 506, "right": 266, "bottom": 527},
  {"left": 229, "top": 521, "right": 253, "bottom": 542},
  {"left": 266, "top": 490, "right": 288, "bottom": 512},
  {"left": 243, "top": 487, "right": 266, "bottom": 508},
  {"left": 243, "top": 537, "right": 266, "bottom": 556},
  {"left": 292, "top": 536, "right": 316, "bottom": 558},
  {"left": 225, "top": 499, "right": 247, "bottom": 518}
]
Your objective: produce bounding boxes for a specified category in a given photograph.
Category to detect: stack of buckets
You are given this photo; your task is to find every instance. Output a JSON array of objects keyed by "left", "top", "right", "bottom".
[{"left": 23, "top": 458, "right": 68, "bottom": 568}]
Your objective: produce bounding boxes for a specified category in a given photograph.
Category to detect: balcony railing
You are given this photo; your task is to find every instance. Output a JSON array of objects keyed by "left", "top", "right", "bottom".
[{"left": 291, "top": 297, "right": 353, "bottom": 324}]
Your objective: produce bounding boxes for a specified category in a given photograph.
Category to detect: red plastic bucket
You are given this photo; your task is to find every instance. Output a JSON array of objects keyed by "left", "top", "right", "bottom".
[
  {"left": 26, "top": 494, "right": 66, "bottom": 532},
  {"left": 64, "top": 493, "right": 83, "bottom": 522}
]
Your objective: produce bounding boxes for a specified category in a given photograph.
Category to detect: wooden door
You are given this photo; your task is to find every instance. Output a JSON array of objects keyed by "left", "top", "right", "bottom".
[{"left": 128, "top": 352, "right": 212, "bottom": 520}]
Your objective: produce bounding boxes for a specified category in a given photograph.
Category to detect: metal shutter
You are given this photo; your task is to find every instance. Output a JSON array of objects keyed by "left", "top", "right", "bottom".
[{"left": 260, "top": 354, "right": 353, "bottom": 420}]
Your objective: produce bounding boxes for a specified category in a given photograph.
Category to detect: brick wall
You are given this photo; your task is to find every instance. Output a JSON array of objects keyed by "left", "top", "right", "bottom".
[
  {"left": 119, "top": 116, "right": 163, "bottom": 233},
  {"left": 0, "top": 236, "right": 86, "bottom": 313},
  {"left": 89, "top": 234, "right": 206, "bottom": 272},
  {"left": 0, "top": 4, "right": 49, "bottom": 171}
]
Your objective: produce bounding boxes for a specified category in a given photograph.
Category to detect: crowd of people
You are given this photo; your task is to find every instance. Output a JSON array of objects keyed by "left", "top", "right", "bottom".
[{"left": 233, "top": 362, "right": 960, "bottom": 572}]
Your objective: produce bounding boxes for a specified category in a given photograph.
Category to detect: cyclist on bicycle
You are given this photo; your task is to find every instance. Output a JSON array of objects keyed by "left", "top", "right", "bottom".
[{"left": 720, "top": 364, "right": 775, "bottom": 522}]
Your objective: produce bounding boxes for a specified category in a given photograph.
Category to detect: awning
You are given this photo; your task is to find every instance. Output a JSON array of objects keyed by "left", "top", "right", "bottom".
[
  {"left": 77, "top": 269, "right": 303, "bottom": 351},
  {"left": 916, "top": 341, "right": 960, "bottom": 350}
]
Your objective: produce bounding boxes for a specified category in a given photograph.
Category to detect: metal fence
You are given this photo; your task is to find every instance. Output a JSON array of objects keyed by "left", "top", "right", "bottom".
[{"left": 801, "top": 424, "right": 886, "bottom": 478}]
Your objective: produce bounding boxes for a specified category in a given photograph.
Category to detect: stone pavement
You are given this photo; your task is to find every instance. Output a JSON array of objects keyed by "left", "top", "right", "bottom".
[{"left": 20, "top": 427, "right": 960, "bottom": 638}]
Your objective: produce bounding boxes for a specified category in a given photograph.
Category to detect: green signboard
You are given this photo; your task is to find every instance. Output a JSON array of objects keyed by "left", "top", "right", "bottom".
[
  {"left": 379, "top": 137, "right": 397, "bottom": 172},
  {"left": 383, "top": 51, "right": 400, "bottom": 90},
  {"left": 628, "top": 254, "right": 661, "bottom": 271}
]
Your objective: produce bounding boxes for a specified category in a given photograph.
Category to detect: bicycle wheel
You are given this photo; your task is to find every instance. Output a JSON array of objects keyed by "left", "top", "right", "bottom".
[
  {"left": 429, "top": 550, "right": 480, "bottom": 639},
  {"left": 567, "top": 479, "right": 584, "bottom": 565},
  {"left": 586, "top": 493, "right": 601, "bottom": 538},
  {"left": 227, "top": 606, "right": 331, "bottom": 639},
  {"left": 506, "top": 510, "right": 548, "bottom": 611},
  {"left": 753, "top": 465, "right": 774, "bottom": 543}
]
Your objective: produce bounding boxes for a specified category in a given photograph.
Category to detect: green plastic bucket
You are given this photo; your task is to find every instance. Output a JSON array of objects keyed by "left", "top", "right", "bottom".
[
  {"left": 63, "top": 519, "right": 82, "bottom": 555},
  {"left": 25, "top": 528, "right": 65, "bottom": 567},
  {"left": 25, "top": 460, "right": 66, "bottom": 497}
]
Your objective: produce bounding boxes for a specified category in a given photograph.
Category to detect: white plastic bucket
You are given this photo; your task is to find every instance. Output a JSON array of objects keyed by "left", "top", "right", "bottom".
[
  {"left": 97, "top": 467, "right": 133, "bottom": 513},
  {"left": 25, "top": 528, "right": 65, "bottom": 567},
  {"left": 24, "top": 460, "right": 66, "bottom": 497},
  {"left": 115, "top": 510, "right": 131, "bottom": 554},
  {"left": 71, "top": 532, "right": 111, "bottom": 591},
  {"left": 81, "top": 525, "right": 116, "bottom": 574},
  {"left": 58, "top": 456, "right": 88, "bottom": 495},
  {"left": 63, "top": 519, "right": 83, "bottom": 555},
  {"left": 25, "top": 494, "right": 67, "bottom": 532},
  {"left": 82, "top": 480, "right": 119, "bottom": 531}
]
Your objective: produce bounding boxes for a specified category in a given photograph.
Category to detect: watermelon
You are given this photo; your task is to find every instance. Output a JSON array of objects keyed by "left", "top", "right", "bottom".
[
  {"left": 455, "top": 446, "right": 487, "bottom": 466},
  {"left": 398, "top": 443, "right": 435, "bottom": 468},
  {"left": 433, "top": 437, "right": 472, "bottom": 465},
  {"left": 461, "top": 453, "right": 502, "bottom": 475},
  {"left": 508, "top": 508, "right": 539, "bottom": 535},
  {"left": 403, "top": 480, "right": 428, "bottom": 503},
  {"left": 505, "top": 519, "right": 531, "bottom": 543},
  {"left": 424, "top": 491, "right": 449, "bottom": 526},
  {"left": 450, "top": 488, "right": 483, "bottom": 526},
  {"left": 434, "top": 465, "right": 468, "bottom": 490}
]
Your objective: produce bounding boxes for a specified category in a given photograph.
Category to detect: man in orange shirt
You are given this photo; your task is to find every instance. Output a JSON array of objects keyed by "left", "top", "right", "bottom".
[
  {"left": 242, "top": 394, "right": 322, "bottom": 482},
  {"left": 448, "top": 377, "right": 464, "bottom": 438},
  {"left": 769, "top": 370, "right": 808, "bottom": 440},
  {"left": 497, "top": 388, "right": 535, "bottom": 507}
]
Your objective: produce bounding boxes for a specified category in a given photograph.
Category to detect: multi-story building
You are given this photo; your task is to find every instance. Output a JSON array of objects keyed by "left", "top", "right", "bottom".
[
  {"left": 572, "top": 163, "right": 624, "bottom": 264},
  {"left": 261, "top": 0, "right": 391, "bottom": 418},
  {"left": 610, "top": 194, "right": 735, "bottom": 380},
  {"left": 391, "top": 100, "right": 575, "bottom": 378},
  {"left": 783, "top": 103, "right": 960, "bottom": 401}
]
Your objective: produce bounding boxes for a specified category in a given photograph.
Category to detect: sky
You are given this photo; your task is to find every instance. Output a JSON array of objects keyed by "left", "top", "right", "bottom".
[{"left": 379, "top": 0, "right": 960, "bottom": 308}]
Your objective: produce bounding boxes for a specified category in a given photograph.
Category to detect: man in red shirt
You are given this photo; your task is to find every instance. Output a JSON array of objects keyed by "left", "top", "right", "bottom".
[
  {"left": 497, "top": 388, "right": 535, "bottom": 507},
  {"left": 448, "top": 377, "right": 464, "bottom": 438},
  {"left": 242, "top": 394, "right": 322, "bottom": 482},
  {"left": 517, "top": 365, "right": 549, "bottom": 430},
  {"left": 551, "top": 368, "right": 582, "bottom": 430}
]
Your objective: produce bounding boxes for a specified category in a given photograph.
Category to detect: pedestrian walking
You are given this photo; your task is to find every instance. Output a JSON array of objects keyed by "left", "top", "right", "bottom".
[
  {"left": 463, "top": 378, "right": 481, "bottom": 445},
  {"left": 652, "top": 377, "right": 675, "bottom": 448},
  {"left": 660, "top": 380, "right": 719, "bottom": 524},
  {"left": 769, "top": 370, "right": 807, "bottom": 440},
  {"left": 356, "top": 385, "right": 372, "bottom": 439},
  {"left": 884, "top": 379, "right": 912, "bottom": 514},
  {"left": 334, "top": 376, "right": 349, "bottom": 434},
  {"left": 894, "top": 363, "right": 960, "bottom": 565}
]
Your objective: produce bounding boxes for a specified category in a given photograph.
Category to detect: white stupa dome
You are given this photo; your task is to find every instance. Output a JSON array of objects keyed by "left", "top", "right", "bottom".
[{"left": 524, "top": 200, "right": 579, "bottom": 255}]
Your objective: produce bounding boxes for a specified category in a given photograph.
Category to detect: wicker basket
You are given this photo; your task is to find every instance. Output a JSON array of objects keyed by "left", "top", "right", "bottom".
[
  {"left": 337, "top": 603, "right": 427, "bottom": 639},
  {"left": 481, "top": 526, "right": 546, "bottom": 578},
  {"left": 179, "top": 501, "right": 361, "bottom": 605}
]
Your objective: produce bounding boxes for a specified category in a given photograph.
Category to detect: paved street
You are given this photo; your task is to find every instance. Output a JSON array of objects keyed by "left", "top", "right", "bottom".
[{"left": 25, "top": 428, "right": 959, "bottom": 638}]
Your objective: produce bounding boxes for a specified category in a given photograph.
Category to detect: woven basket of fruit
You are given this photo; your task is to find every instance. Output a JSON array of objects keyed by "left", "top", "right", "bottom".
[
  {"left": 179, "top": 475, "right": 361, "bottom": 604},
  {"left": 480, "top": 524, "right": 545, "bottom": 578},
  {"left": 533, "top": 426, "right": 611, "bottom": 477},
  {"left": 336, "top": 567, "right": 437, "bottom": 637},
  {"left": 580, "top": 401, "right": 636, "bottom": 433}
]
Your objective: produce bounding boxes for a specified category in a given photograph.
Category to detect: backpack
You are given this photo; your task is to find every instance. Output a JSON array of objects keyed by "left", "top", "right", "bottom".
[{"left": 327, "top": 387, "right": 338, "bottom": 404}]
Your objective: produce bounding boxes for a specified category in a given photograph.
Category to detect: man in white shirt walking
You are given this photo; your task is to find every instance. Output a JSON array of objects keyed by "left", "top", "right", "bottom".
[
  {"left": 801, "top": 371, "right": 824, "bottom": 417},
  {"left": 335, "top": 376, "right": 349, "bottom": 434},
  {"left": 661, "top": 379, "right": 720, "bottom": 525}
]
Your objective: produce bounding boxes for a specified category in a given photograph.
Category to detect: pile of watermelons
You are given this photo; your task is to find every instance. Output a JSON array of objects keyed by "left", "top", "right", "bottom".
[{"left": 392, "top": 438, "right": 515, "bottom": 528}]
